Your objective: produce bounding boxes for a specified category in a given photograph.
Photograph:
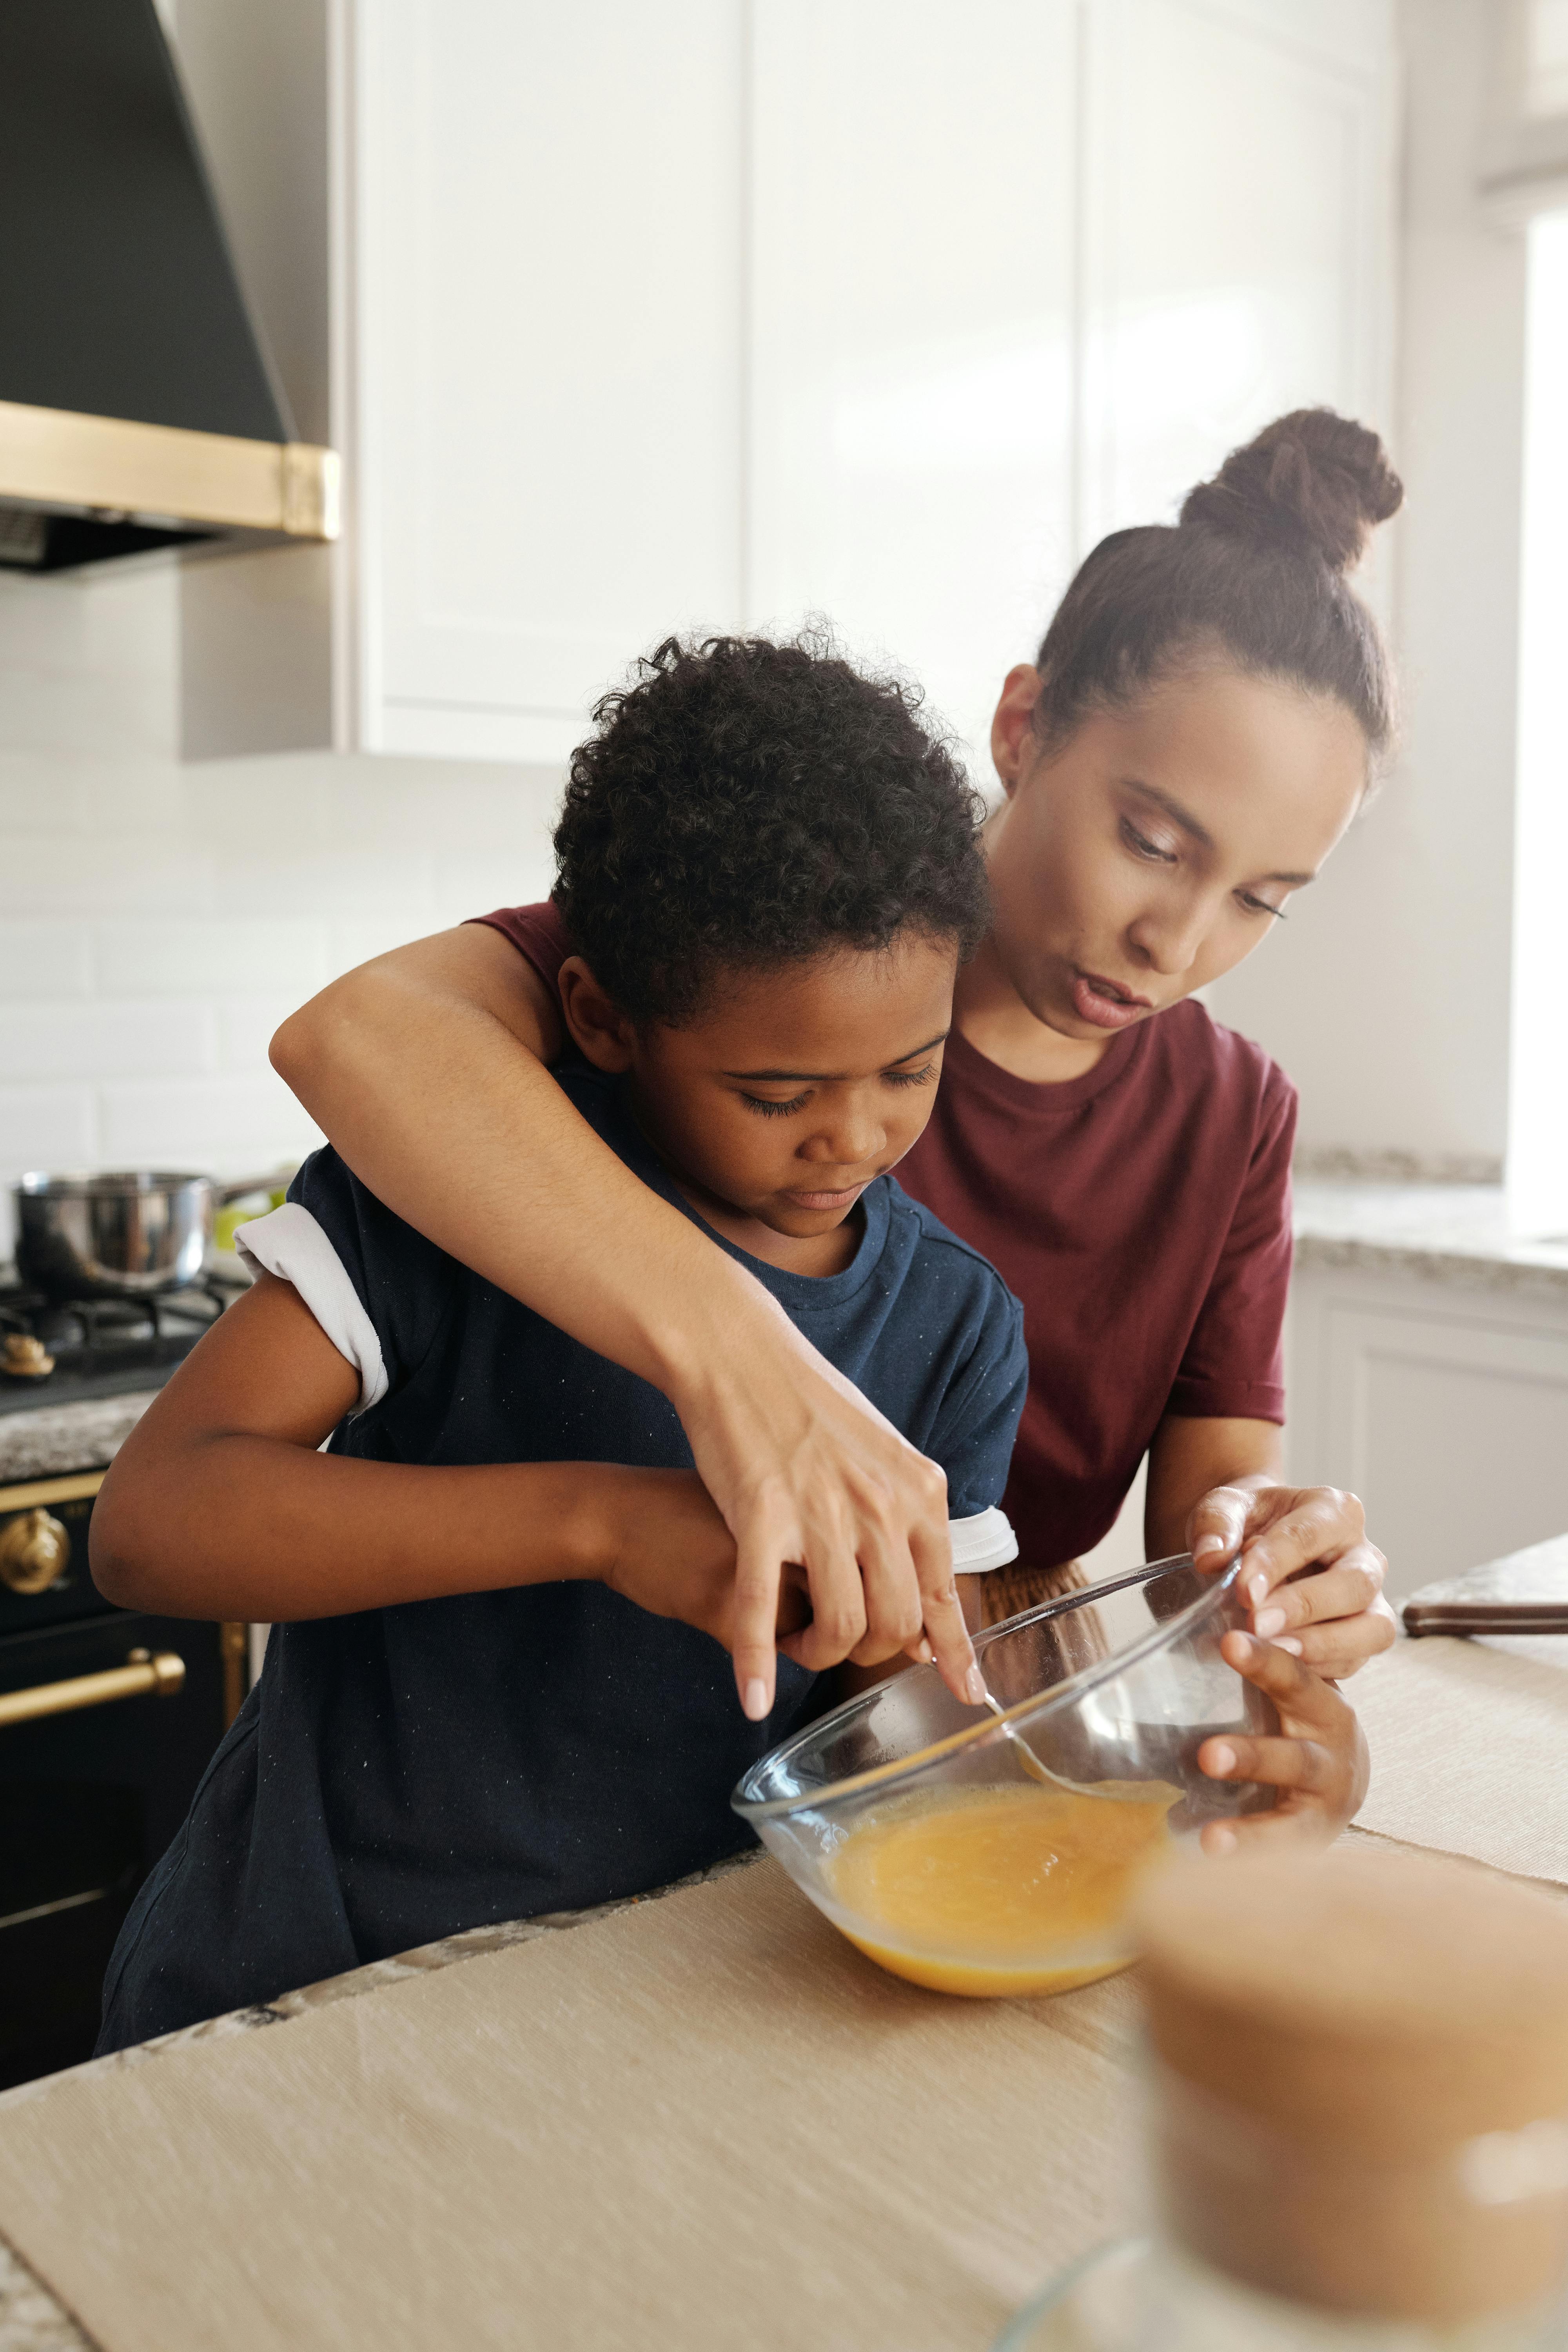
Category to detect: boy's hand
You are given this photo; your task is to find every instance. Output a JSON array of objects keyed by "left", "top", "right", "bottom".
[
  {"left": 1189, "top": 1479, "right": 1396, "bottom": 1679},
  {"left": 594, "top": 1467, "right": 811, "bottom": 1657},
  {"left": 1196, "top": 1630, "right": 1369, "bottom": 1853}
]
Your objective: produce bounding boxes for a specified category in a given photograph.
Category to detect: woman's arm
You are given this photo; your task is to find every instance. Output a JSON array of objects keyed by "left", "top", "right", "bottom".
[
  {"left": 90, "top": 1272, "right": 805, "bottom": 1658},
  {"left": 270, "top": 927, "right": 977, "bottom": 1720},
  {"left": 1147, "top": 1414, "right": 1396, "bottom": 1678}
]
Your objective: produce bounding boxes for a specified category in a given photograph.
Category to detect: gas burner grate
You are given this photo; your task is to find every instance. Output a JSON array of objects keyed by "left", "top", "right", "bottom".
[{"left": 0, "top": 1267, "right": 248, "bottom": 1397}]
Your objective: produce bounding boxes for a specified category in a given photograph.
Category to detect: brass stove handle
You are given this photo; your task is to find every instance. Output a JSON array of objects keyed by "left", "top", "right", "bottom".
[{"left": 0, "top": 1646, "right": 185, "bottom": 1730}]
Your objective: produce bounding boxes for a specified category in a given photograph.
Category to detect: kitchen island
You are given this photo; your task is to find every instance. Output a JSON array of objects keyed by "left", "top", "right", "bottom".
[{"left": 0, "top": 1577, "right": 1563, "bottom": 2352}]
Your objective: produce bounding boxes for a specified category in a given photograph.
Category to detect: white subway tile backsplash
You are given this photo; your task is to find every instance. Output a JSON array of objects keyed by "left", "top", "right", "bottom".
[
  {"left": 95, "top": 919, "right": 328, "bottom": 997},
  {"left": 0, "top": 575, "right": 91, "bottom": 671},
  {"left": 0, "top": 1085, "right": 98, "bottom": 1259},
  {"left": 324, "top": 914, "right": 450, "bottom": 975},
  {"left": 0, "top": 1083, "right": 97, "bottom": 1171},
  {"left": 431, "top": 850, "right": 557, "bottom": 929},
  {"left": 0, "top": 926, "right": 93, "bottom": 1002},
  {"left": 98, "top": 1074, "right": 321, "bottom": 1175},
  {"left": 0, "top": 837, "right": 217, "bottom": 917},
  {"left": 0, "top": 1001, "right": 214, "bottom": 1084},
  {"left": 214, "top": 995, "right": 311, "bottom": 1073},
  {"left": 78, "top": 562, "right": 181, "bottom": 682},
  {"left": 0, "top": 565, "right": 561, "bottom": 1236},
  {"left": 0, "top": 670, "right": 174, "bottom": 760},
  {"left": 0, "top": 759, "right": 85, "bottom": 838}
]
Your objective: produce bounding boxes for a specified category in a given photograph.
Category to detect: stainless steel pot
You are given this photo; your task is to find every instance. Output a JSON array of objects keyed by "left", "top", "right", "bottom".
[{"left": 13, "top": 1171, "right": 279, "bottom": 1300}]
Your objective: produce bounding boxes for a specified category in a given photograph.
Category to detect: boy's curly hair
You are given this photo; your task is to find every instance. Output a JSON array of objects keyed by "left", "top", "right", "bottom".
[{"left": 552, "top": 631, "right": 991, "bottom": 1026}]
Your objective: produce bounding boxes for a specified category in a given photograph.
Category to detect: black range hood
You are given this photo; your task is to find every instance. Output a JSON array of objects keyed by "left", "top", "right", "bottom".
[{"left": 0, "top": 0, "right": 336, "bottom": 573}]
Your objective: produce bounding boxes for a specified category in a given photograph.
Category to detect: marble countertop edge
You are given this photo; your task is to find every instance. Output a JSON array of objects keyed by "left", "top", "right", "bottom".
[{"left": 1292, "top": 1181, "right": 1568, "bottom": 1298}]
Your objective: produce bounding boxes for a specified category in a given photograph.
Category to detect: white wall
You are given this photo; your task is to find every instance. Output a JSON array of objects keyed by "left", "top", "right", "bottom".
[
  {"left": 1207, "top": 0, "right": 1528, "bottom": 1178},
  {"left": 0, "top": 561, "right": 561, "bottom": 1259},
  {"left": 0, "top": 0, "right": 1530, "bottom": 1262}
]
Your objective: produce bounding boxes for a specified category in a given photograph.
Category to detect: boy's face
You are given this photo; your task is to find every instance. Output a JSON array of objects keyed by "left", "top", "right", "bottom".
[{"left": 560, "top": 933, "right": 959, "bottom": 1272}]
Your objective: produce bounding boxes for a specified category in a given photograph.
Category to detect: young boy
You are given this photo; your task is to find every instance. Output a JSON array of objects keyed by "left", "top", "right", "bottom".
[
  {"left": 91, "top": 633, "right": 1363, "bottom": 2051},
  {"left": 89, "top": 634, "right": 1028, "bottom": 2047}
]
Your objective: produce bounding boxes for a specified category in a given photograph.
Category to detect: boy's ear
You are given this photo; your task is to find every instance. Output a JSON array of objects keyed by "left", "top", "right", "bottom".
[{"left": 557, "top": 957, "right": 637, "bottom": 1073}]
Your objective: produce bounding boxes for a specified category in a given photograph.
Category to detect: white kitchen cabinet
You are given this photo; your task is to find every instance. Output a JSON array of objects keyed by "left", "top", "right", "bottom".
[
  {"left": 179, "top": 0, "right": 1399, "bottom": 767},
  {"left": 745, "top": 1, "right": 1078, "bottom": 763},
  {"left": 348, "top": 0, "right": 746, "bottom": 763},
  {"left": 1078, "top": 0, "right": 1396, "bottom": 553},
  {"left": 1287, "top": 1262, "right": 1568, "bottom": 1601}
]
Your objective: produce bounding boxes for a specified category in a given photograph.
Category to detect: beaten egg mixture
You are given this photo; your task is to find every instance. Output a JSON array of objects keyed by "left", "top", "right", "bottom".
[{"left": 827, "top": 1780, "right": 1179, "bottom": 1996}]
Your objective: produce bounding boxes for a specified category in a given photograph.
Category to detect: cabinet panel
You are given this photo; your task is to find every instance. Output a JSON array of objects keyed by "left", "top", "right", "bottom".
[
  {"left": 747, "top": 0, "right": 1078, "bottom": 769},
  {"left": 352, "top": 0, "right": 745, "bottom": 760},
  {"left": 1288, "top": 1274, "right": 1568, "bottom": 1599},
  {"left": 1078, "top": 0, "right": 1394, "bottom": 547}
]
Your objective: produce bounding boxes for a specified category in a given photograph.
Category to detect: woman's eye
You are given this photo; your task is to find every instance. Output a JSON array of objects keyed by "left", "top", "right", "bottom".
[
  {"left": 740, "top": 1093, "right": 808, "bottom": 1118},
  {"left": 1121, "top": 818, "right": 1177, "bottom": 864},
  {"left": 884, "top": 1062, "right": 938, "bottom": 1091}
]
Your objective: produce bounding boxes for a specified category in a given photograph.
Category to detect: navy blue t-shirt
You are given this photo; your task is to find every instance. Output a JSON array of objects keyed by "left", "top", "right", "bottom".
[{"left": 99, "top": 1057, "right": 1027, "bottom": 2049}]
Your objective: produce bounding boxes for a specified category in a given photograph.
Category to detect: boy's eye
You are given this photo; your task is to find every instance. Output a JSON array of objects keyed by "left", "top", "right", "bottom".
[
  {"left": 740, "top": 1092, "right": 809, "bottom": 1118},
  {"left": 1236, "top": 891, "right": 1287, "bottom": 921},
  {"left": 884, "top": 1062, "right": 938, "bottom": 1090},
  {"left": 1121, "top": 817, "right": 1177, "bottom": 864}
]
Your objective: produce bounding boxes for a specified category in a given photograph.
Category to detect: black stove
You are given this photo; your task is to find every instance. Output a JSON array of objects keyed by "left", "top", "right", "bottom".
[
  {"left": 0, "top": 1269, "right": 247, "bottom": 1414},
  {"left": 0, "top": 1267, "right": 245, "bottom": 2085}
]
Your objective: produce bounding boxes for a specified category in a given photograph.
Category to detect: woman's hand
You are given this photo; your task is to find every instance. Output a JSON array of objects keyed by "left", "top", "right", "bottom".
[
  {"left": 670, "top": 1301, "right": 983, "bottom": 1715},
  {"left": 1189, "top": 1478, "right": 1395, "bottom": 1679},
  {"left": 1197, "top": 1630, "right": 1370, "bottom": 1850}
]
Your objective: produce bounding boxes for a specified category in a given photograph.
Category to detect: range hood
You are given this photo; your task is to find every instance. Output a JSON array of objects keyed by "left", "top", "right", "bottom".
[{"left": 0, "top": 0, "right": 337, "bottom": 573}]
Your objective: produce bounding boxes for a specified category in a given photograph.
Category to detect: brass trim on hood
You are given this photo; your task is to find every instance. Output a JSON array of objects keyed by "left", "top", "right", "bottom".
[{"left": 0, "top": 400, "right": 339, "bottom": 540}]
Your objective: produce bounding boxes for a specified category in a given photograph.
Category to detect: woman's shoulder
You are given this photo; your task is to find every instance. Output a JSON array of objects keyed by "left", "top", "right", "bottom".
[
  {"left": 465, "top": 900, "right": 571, "bottom": 992},
  {"left": 1148, "top": 997, "right": 1297, "bottom": 1128}
]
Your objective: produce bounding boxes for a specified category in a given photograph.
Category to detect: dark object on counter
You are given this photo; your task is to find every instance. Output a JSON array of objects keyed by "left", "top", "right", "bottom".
[
  {"left": 1402, "top": 1534, "right": 1568, "bottom": 1637},
  {"left": 1, "top": 1461, "right": 242, "bottom": 2090},
  {"left": 15, "top": 1171, "right": 273, "bottom": 1300}
]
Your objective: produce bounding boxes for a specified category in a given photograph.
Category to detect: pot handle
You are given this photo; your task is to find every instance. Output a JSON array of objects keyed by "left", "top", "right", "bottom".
[{"left": 215, "top": 1173, "right": 291, "bottom": 1208}]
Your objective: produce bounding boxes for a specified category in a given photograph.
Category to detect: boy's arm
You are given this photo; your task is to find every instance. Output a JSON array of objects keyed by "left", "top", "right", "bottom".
[
  {"left": 269, "top": 926, "right": 976, "bottom": 1718},
  {"left": 89, "top": 1272, "right": 769, "bottom": 1649}
]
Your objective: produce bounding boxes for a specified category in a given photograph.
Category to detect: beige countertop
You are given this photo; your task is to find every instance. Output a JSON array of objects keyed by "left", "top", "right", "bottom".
[
  {"left": 0, "top": 1856, "right": 758, "bottom": 2352},
  {"left": 1, "top": 1616, "right": 1564, "bottom": 2352}
]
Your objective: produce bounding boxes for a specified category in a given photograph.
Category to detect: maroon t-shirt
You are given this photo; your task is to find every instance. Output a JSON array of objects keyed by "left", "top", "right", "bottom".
[{"left": 474, "top": 902, "right": 1296, "bottom": 1571}]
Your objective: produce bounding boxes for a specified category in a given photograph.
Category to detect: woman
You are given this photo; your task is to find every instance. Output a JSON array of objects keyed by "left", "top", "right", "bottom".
[{"left": 273, "top": 408, "right": 1399, "bottom": 1725}]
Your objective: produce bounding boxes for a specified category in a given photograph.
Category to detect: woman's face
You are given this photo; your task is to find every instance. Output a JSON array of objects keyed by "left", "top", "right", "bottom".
[{"left": 984, "top": 662, "right": 1367, "bottom": 1044}]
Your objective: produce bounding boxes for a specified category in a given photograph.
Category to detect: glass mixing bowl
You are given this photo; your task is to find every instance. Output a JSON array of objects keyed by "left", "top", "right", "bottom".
[{"left": 732, "top": 1554, "right": 1276, "bottom": 1998}]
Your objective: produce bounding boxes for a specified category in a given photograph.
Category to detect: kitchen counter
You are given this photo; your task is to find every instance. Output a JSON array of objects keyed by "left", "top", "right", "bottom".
[
  {"left": 1, "top": 1597, "right": 1565, "bottom": 2352},
  {"left": 1293, "top": 1179, "right": 1568, "bottom": 1301},
  {"left": 0, "top": 1394, "right": 156, "bottom": 1486},
  {"left": 0, "top": 1854, "right": 759, "bottom": 2352}
]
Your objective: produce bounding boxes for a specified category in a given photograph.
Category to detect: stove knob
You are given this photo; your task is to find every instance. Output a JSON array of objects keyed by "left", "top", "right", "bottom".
[{"left": 0, "top": 1509, "right": 71, "bottom": 1595}]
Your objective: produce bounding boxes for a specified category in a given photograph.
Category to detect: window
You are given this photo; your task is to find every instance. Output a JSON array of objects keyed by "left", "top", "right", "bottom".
[{"left": 1506, "top": 209, "right": 1568, "bottom": 1234}]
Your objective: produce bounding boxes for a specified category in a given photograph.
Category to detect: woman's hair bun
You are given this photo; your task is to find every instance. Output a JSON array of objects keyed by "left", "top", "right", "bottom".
[{"left": 1178, "top": 407, "right": 1403, "bottom": 574}]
